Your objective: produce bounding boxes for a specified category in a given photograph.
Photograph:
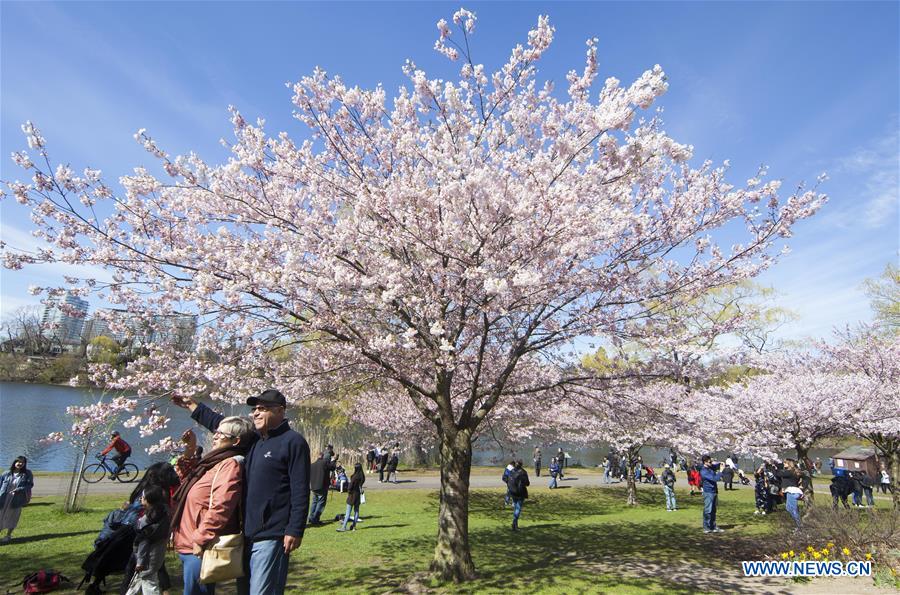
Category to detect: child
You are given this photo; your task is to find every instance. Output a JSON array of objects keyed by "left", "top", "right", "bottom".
[
  {"left": 335, "top": 465, "right": 349, "bottom": 493},
  {"left": 125, "top": 485, "right": 170, "bottom": 595}
]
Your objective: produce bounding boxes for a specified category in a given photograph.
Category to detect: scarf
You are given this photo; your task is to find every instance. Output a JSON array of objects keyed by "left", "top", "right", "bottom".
[{"left": 171, "top": 444, "right": 246, "bottom": 532}]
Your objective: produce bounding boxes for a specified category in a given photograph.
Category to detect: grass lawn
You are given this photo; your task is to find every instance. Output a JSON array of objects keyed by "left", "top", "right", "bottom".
[{"left": 0, "top": 484, "right": 786, "bottom": 594}]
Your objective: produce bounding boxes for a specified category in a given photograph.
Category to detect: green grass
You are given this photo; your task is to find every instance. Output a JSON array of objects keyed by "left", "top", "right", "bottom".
[{"left": 0, "top": 486, "right": 781, "bottom": 594}]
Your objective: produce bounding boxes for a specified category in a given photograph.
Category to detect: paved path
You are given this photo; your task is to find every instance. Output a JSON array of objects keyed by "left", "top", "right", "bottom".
[{"left": 32, "top": 470, "right": 894, "bottom": 502}]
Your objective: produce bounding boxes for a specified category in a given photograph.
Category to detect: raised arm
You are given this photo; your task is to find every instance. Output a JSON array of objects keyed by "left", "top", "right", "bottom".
[{"left": 171, "top": 395, "right": 224, "bottom": 433}]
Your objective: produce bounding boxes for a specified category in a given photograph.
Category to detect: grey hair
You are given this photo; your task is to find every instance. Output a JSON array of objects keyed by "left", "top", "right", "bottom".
[{"left": 217, "top": 416, "right": 255, "bottom": 445}]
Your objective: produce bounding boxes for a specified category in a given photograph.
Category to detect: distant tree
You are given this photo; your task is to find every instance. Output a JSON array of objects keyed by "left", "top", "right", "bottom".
[{"left": 863, "top": 263, "right": 900, "bottom": 333}]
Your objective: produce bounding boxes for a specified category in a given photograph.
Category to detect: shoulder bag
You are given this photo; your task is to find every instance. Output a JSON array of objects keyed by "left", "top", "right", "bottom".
[{"left": 199, "top": 459, "right": 245, "bottom": 584}]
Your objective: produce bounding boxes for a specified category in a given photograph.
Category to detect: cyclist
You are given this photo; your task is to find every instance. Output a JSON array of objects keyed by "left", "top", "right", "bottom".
[{"left": 99, "top": 431, "right": 132, "bottom": 480}]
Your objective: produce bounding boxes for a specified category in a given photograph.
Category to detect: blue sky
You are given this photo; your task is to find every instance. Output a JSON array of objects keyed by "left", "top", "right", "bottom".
[{"left": 1, "top": 1, "right": 897, "bottom": 342}]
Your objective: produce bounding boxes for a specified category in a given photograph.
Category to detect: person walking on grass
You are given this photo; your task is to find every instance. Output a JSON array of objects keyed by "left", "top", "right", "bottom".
[
  {"left": 502, "top": 461, "right": 515, "bottom": 505},
  {"left": 533, "top": 447, "right": 542, "bottom": 478},
  {"left": 508, "top": 460, "right": 530, "bottom": 531},
  {"left": 700, "top": 455, "right": 724, "bottom": 534},
  {"left": 661, "top": 463, "right": 677, "bottom": 511},
  {"left": 173, "top": 390, "right": 310, "bottom": 595},
  {"left": 337, "top": 463, "right": 366, "bottom": 532},
  {"left": 0, "top": 456, "right": 33, "bottom": 544}
]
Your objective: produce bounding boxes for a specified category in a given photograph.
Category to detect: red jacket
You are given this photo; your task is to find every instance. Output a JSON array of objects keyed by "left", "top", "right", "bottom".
[{"left": 100, "top": 436, "right": 131, "bottom": 456}]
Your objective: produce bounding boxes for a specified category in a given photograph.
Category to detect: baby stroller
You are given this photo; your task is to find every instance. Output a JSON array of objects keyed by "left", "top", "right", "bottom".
[
  {"left": 641, "top": 465, "right": 659, "bottom": 484},
  {"left": 78, "top": 462, "right": 180, "bottom": 595}
]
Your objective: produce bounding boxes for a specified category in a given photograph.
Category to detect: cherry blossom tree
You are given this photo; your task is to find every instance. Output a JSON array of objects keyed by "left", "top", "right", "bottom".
[
  {"left": 823, "top": 327, "right": 900, "bottom": 506},
  {"left": 40, "top": 395, "right": 137, "bottom": 511},
  {"left": 2, "top": 9, "right": 826, "bottom": 580},
  {"left": 559, "top": 380, "right": 713, "bottom": 505}
]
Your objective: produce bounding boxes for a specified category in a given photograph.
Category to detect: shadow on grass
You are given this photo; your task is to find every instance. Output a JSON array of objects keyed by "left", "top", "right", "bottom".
[{"left": 10, "top": 529, "right": 97, "bottom": 545}]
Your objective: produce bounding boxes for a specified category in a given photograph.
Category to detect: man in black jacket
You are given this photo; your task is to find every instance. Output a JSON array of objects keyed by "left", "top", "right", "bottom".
[
  {"left": 308, "top": 452, "right": 332, "bottom": 525},
  {"left": 173, "top": 389, "right": 310, "bottom": 595}
]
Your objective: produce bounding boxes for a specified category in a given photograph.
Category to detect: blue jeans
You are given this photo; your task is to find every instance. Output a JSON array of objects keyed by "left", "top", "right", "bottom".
[
  {"left": 512, "top": 498, "right": 523, "bottom": 523},
  {"left": 549, "top": 474, "right": 557, "bottom": 489},
  {"left": 863, "top": 487, "right": 874, "bottom": 506},
  {"left": 702, "top": 492, "right": 717, "bottom": 531},
  {"left": 309, "top": 490, "right": 327, "bottom": 523},
  {"left": 663, "top": 485, "right": 676, "bottom": 510},
  {"left": 236, "top": 539, "right": 290, "bottom": 595},
  {"left": 178, "top": 553, "right": 215, "bottom": 595},
  {"left": 341, "top": 503, "right": 360, "bottom": 529},
  {"left": 504, "top": 487, "right": 511, "bottom": 505},
  {"left": 785, "top": 492, "right": 801, "bottom": 528}
]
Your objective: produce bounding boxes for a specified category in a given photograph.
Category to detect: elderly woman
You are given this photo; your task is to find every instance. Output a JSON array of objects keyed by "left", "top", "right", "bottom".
[
  {"left": 171, "top": 416, "right": 254, "bottom": 595},
  {"left": 0, "top": 456, "right": 34, "bottom": 543}
]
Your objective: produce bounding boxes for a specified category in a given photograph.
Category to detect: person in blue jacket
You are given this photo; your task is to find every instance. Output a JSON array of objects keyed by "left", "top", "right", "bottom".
[
  {"left": 173, "top": 389, "right": 311, "bottom": 595},
  {"left": 700, "top": 455, "right": 724, "bottom": 534}
]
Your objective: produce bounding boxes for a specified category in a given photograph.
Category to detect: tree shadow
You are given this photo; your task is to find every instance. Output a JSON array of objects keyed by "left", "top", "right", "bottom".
[{"left": 10, "top": 529, "right": 97, "bottom": 544}]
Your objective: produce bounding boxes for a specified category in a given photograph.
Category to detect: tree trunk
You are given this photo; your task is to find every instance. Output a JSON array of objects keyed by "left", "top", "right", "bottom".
[
  {"left": 625, "top": 447, "right": 639, "bottom": 506},
  {"left": 795, "top": 445, "right": 815, "bottom": 503},
  {"left": 431, "top": 429, "right": 477, "bottom": 582}
]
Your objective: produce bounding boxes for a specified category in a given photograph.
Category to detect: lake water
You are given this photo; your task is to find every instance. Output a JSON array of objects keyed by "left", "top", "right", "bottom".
[{"left": 0, "top": 381, "right": 842, "bottom": 472}]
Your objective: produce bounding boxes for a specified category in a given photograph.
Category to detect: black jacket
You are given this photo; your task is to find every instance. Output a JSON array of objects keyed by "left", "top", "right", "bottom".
[
  {"left": 662, "top": 469, "right": 676, "bottom": 487},
  {"left": 386, "top": 454, "right": 399, "bottom": 472},
  {"left": 775, "top": 469, "right": 801, "bottom": 490},
  {"left": 346, "top": 472, "right": 366, "bottom": 507},
  {"left": 193, "top": 403, "right": 311, "bottom": 540},
  {"left": 309, "top": 458, "right": 330, "bottom": 493},
  {"left": 508, "top": 468, "right": 530, "bottom": 500}
]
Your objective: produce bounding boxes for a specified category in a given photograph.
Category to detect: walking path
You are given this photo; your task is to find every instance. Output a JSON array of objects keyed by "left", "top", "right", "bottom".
[{"left": 32, "top": 469, "right": 895, "bottom": 501}]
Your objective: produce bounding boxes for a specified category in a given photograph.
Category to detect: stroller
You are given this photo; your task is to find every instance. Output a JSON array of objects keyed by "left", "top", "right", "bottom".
[{"left": 78, "top": 462, "right": 179, "bottom": 595}]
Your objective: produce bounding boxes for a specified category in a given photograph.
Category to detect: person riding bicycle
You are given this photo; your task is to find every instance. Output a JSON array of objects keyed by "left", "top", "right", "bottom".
[{"left": 99, "top": 431, "right": 132, "bottom": 479}]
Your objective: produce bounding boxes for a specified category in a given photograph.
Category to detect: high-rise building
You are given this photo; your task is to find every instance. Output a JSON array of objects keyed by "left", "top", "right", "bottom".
[
  {"left": 41, "top": 292, "right": 89, "bottom": 344},
  {"left": 84, "top": 308, "right": 197, "bottom": 352}
]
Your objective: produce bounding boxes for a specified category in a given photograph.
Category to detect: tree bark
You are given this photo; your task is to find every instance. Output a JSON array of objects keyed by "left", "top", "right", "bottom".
[
  {"left": 625, "top": 447, "right": 639, "bottom": 506},
  {"left": 431, "top": 429, "right": 477, "bottom": 582},
  {"left": 795, "top": 444, "right": 815, "bottom": 503}
]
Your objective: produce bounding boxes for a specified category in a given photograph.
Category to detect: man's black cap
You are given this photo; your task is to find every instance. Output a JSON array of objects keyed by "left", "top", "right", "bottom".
[{"left": 246, "top": 389, "right": 287, "bottom": 408}]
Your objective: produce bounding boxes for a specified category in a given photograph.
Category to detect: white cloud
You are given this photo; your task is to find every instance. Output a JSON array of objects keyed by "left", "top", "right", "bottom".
[{"left": 826, "top": 121, "right": 900, "bottom": 230}]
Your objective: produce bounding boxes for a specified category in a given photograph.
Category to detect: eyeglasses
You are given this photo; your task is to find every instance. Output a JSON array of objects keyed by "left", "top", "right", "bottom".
[
  {"left": 214, "top": 431, "right": 237, "bottom": 439},
  {"left": 250, "top": 405, "right": 282, "bottom": 412}
]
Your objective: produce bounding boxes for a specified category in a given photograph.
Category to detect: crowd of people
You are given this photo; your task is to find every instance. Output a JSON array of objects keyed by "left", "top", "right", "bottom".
[{"left": 4, "top": 413, "right": 896, "bottom": 593}]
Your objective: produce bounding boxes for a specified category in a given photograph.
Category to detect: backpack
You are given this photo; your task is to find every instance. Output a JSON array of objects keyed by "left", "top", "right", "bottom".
[
  {"left": 508, "top": 470, "right": 525, "bottom": 495},
  {"left": 23, "top": 570, "right": 70, "bottom": 593}
]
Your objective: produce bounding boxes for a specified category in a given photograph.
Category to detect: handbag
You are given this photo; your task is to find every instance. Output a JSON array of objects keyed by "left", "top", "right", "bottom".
[
  {"left": 360, "top": 489, "right": 366, "bottom": 505},
  {"left": 199, "top": 461, "right": 245, "bottom": 584}
]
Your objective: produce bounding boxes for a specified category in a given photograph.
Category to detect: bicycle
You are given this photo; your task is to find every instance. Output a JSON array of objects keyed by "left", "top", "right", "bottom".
[{"left": 81, "top": 454, "right": 139, "bottom": 484}]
